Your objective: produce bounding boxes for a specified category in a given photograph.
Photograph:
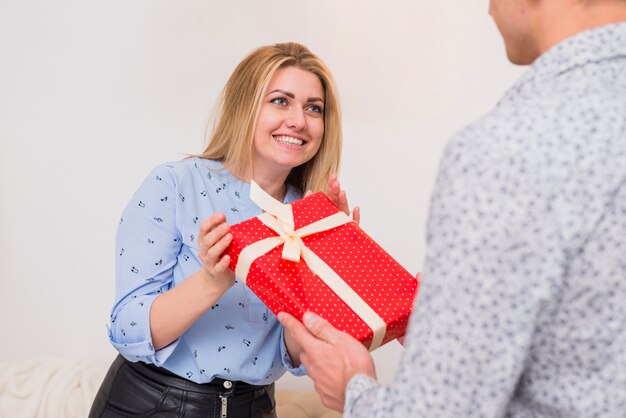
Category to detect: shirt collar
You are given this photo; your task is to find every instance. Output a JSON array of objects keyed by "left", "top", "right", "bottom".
[
  {"left": 195, "top": 157, "right": 302, "bottom": 203},
  {"left": 504, "top": 22, "right": 626, "bottom": 98}
]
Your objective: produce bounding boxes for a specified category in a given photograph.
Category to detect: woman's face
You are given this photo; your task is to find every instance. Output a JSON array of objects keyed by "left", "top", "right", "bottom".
[{"left": 252, "top": 66, "right": 325, "bottom": 179}]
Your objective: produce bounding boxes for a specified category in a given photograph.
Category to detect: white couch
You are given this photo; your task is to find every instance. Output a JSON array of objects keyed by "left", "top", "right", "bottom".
[{"left": 0, "top": 357, "right": 341, "bottom": 418}]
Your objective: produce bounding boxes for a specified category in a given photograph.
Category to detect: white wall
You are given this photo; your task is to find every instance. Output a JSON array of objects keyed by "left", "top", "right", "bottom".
[{"left": 0, "top": 0, "right": 523, "bottom": 390}]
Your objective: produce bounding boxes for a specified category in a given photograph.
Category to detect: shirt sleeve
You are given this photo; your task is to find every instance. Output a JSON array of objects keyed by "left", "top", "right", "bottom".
[
  {"left": 344, "top": 130, "right": 564, "bottom": 417},
  {"left": 108, "top": 164, "right": 183, "bottom": 365},
  {"left": 343, "top": 375, "right": 382, "bottom": 416}
]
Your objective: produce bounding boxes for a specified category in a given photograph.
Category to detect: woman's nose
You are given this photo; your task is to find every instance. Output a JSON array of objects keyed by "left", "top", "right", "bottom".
[{"left": 286, "top": 108, "right": 306, "bottom": 130}]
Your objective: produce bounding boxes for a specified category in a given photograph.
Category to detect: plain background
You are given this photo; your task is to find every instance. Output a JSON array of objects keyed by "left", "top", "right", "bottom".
[{"left": 0, "top": 0, "right": 524, "bottom": 390}]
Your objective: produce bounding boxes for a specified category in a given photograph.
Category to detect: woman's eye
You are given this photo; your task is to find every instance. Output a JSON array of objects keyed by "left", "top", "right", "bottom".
[
  {"left": 306, "top": 105, "right": 323, "bottom": 114},
  {"left": 271, "top": 97, "right": 287, "bottom": 106}
]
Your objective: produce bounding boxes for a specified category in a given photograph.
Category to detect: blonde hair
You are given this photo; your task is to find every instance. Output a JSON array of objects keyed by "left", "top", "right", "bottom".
[{"left": 198, "top": 42, "right": 342, "bottom": 193}]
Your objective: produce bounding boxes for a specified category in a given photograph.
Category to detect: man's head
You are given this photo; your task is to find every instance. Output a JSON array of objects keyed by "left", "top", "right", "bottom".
[
  {"left": 489, "top": 0, "right": 541, "bottom": 65},
  {"left": 489, "top": 0, "right": 626, "bottom": 65}
]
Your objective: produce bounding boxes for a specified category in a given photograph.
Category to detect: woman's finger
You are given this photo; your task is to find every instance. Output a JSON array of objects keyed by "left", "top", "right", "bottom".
[
  {"left": 200, "top": 221, "right": 229, "bottom": 252},
  {"left": 213, "top": 254, "right": 231, "bottom": 274},
  {"left": 205, "top": 232, "right": 232, "bottom": 261},
  {"left": 325, "top": 174, "right": 340, "bottom": 198},
  {"left": 337, "top": 190, "right": 349, "bottom": 213},
  {"left": 199, "top": 213, "right": 226, "bottom": 238},
  {"left": 352, "top": 206, "right": 360, "bottom": 225}
]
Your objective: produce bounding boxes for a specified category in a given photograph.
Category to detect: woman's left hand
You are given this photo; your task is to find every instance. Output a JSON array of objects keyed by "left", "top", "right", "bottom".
[{"left": 319, "top": 174, "right": 360, "bottom": 225}]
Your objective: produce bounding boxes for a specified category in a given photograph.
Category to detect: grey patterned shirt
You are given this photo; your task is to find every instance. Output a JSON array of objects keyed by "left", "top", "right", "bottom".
[{"left": 345, "top": 23, "right": 626, "bottom": 418}]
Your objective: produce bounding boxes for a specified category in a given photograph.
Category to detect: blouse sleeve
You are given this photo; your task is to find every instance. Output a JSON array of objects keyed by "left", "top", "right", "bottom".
[{"left": 108, "top": 164, "right": 183, "bottom": 365}]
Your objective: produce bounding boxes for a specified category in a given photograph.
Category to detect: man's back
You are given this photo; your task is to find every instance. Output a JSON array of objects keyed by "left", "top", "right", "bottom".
[{"left": 418, "top": 23, "right": 626, "bottom": 417}]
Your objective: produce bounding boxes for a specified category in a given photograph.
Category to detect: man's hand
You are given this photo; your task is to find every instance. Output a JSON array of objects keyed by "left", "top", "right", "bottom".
[{"left": 278, "top": 311, "right": 376, "bottom": 412}]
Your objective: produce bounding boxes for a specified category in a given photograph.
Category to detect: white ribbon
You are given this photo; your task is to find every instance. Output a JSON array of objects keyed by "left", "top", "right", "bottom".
[{"left": 234, "top": 181, "right": 387, "bottom": 350}]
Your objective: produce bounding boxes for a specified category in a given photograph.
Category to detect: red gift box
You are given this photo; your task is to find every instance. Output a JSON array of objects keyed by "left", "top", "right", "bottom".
[{"left": 226, "top": 182, "right": 418, "bottom": 350}]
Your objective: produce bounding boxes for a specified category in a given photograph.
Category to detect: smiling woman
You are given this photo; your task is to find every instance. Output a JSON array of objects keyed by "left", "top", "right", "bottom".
[
  {"left": 199, "top": 42, "right": 343, "bottom": 198},
  {"left": 88, "top": 43, "right": 353, "bottom": 418}
]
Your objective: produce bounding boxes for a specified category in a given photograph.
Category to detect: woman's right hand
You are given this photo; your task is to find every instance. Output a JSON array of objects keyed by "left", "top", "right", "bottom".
[
  {"left": 150, "top": 212, "right": 236, "bottom": 350},
  {"left": 198, "top": 212, "right": 236, "bottom": 293}
]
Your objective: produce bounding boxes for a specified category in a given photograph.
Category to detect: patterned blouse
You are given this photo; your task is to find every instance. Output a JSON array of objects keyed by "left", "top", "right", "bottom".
[
  {"left": 108, "top": 157, "right": 305, "bottom": 385},
  {"left": 345, "top": 23, "right": 626, "bottom": 417}
]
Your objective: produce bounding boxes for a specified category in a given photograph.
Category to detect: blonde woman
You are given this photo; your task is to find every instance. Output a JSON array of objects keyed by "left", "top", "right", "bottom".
[{"left": 90, "top": 42, "right": 357, "bottom": 418}]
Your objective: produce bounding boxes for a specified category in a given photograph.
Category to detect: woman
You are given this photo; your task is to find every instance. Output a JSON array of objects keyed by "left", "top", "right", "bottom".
[{"left": 89, "top": 42, "right": 357, "bottom": 418}]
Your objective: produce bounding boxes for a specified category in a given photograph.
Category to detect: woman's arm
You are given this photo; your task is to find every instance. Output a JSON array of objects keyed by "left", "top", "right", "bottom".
[{"left": 150, "top": 212, "right": 236, "bottom": 350}]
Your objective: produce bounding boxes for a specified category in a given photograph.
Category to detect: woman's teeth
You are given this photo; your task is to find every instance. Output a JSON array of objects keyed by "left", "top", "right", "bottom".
[{"left": 274, "top": 135, "right": 304, "bottom": 146}]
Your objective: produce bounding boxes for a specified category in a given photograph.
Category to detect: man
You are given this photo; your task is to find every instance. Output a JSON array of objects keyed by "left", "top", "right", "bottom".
[{"left": 279, "top": 0, "right": 626, "bottom": 416}]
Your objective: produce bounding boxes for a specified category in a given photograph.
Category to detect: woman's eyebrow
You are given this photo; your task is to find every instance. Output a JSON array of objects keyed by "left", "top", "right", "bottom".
[
  {"left": 267, "top": 89, "right": 294, "bottom": 98},
  {"left": 267, "top": 89, "right": 324, "bottom": 103}
]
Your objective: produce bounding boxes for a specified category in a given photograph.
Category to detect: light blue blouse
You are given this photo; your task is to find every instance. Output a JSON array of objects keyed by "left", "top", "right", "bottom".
[{"left": 108, "top": 157, "right": 305, "bottom": 385}]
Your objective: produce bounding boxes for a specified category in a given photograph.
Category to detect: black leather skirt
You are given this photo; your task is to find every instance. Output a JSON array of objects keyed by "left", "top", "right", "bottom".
[{"left": 89, "top": 355, "right": 276, "bottom": 418}]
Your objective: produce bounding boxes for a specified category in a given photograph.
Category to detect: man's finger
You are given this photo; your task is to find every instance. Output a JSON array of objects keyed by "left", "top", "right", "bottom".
[
  {"left": 278, "top": 312, "right": 320, "bottom": 347},
  {"left": 302, "top": 312, "right": 342, "bottom": 344}
]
